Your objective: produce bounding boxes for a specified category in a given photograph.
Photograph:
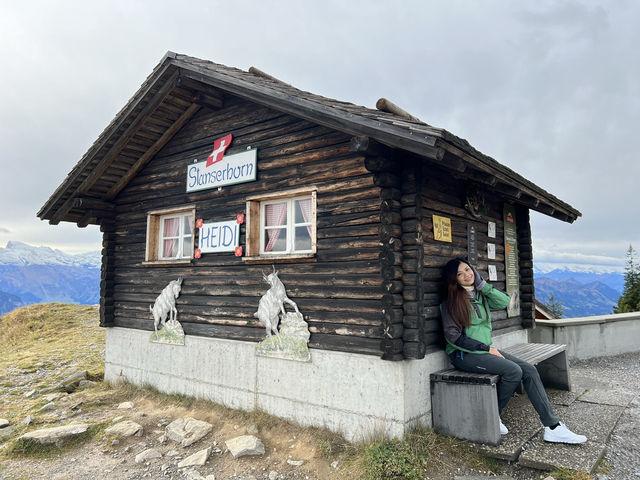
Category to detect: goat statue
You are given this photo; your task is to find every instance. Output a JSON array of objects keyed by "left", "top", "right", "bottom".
[
  {"left": 150, "top": 278, "right": 183, "bottom": 335},
  {"left": 254, "top": 266, "right": 299, "bottom": 348}
]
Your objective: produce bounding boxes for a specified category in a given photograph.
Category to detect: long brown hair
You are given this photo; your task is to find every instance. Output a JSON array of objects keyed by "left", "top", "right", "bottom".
[{"left": 442, "top": 258, "right": 472, "bottom": 329}]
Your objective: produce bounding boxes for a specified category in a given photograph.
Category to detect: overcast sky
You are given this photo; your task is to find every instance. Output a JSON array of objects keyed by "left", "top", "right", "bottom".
[{"left": 1, "top": 0, "right": 638, "bottom": 271}]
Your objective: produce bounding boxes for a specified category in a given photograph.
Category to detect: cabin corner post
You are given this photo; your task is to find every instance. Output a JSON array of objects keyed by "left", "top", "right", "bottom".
[
  {"left": 400, "top": 162, "right": 426, "bottom": 359},
  {"left": 369, "top": 158, "right": 404, "bottom": 360},
  {"left": 516, "top": 206, "right": 535, "bottom": 328},
  {"left": 99, "top": 221, "right": 116, "bottom": 327}
]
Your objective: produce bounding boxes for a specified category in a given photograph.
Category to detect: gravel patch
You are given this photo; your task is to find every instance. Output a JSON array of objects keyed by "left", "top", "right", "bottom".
[{"left": 571, "top": 351, "right": 640, "bottom": 480}]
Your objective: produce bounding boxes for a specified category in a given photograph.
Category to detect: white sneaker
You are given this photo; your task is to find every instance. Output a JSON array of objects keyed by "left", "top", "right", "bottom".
[
  {"left": 543, "top": 422, "right": 587, "bottom": 444},
  {"left": 499, "top": 419, "right": 508, "bottom": 435}
]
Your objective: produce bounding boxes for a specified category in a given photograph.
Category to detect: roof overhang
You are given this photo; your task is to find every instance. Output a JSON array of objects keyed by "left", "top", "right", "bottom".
[{"left": 38, "top": 52, "right": 581, "bottom": 227}]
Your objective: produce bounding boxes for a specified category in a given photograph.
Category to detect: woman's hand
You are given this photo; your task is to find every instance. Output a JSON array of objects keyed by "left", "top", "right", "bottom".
[
  {"left": 489, "top": 346, "right": 504, "bottom": 358},
  {"left": 469, "top": 264, "right": 487, "bottom": 291}
]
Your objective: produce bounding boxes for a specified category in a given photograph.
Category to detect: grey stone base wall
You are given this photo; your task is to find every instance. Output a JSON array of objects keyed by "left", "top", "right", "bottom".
[
  {"left": 104, "top": 327, "right": 526, "bottom": 442},
  {"left": 531, "top": 312, "right": 640, "bottom": 360}
]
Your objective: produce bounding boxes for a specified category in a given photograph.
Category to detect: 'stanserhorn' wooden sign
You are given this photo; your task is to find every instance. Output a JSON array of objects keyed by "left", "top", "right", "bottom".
[{"left": 186, "top": 134, "right": 257, "bottom": 192}]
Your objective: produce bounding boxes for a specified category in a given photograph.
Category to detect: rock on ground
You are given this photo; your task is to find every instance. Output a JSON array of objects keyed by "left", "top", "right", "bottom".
[
  {"left": 225, "top": 435, "right": 265, "bottom": 458},
  {"left": 177, "top": 447, "right": 212, "bottom": 468},
  {"left": 135, "top": 447, "right": 162, "bottom": 463},
  {"left": 0, "top": 419, "right": 9, "bottom": 428},
  {"left": 18, "top": 423, "right": 89, "bottom": 446},
  {"left": 60, "top": 370, "right": 88, "bottom": 391},
  {"left": 104, "top": 420, "right": 143, "bottom": 437},
  {"left": 165, "top": 417, "right": 213, "bottom": 447}
]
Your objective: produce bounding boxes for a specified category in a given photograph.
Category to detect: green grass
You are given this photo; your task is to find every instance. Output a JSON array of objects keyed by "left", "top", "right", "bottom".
[
  {"left": 0, "top": 303, "right": 105, "bottom": 449},
  {"left": 339, "top": 428, "right": 497, "bottom": 480},
  {"left": 4, "top": 422, "right": 108, "bottom": 458},
  {"left": 549, "top": 467, "right": 594, "bottom": 480}
]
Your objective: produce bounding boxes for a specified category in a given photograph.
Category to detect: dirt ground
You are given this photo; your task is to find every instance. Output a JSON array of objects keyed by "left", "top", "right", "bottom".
[{"left": 0, "top": 384, "right": 346, "bottom": 480}]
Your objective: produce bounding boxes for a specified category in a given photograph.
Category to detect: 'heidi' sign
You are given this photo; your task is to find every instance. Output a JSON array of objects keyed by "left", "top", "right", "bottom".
[
  {"left": 186, "top": 134, "right": 257, "bottom": 192},
  {"left": 197, "top": 219, "right": 239, "bottom": 253}
]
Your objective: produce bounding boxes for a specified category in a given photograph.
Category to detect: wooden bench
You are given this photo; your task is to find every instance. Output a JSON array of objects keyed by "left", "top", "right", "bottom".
[{"left": 430, "top": 343, "right": 571, "bottom": 445}]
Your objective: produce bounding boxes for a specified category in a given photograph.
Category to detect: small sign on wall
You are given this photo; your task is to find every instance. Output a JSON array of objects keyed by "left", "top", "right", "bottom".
[
  {"left": 488, "top": 265, "right": 498, "bottom": 281},
  {"left": 503, "top": 204, "right": 520, "bottom": 317},
  {"left": 488, "top": 221, "right": 496, "bottom": 238},
  {"left": 186, "top": 134, "right": 258, "bottom": 193},
  {"left": 487, "top": 243, "right": 496, "bottom": 260},
  {"left": 198, "top": 220, "right": 240, "bottom": 253},
  {"left": 433, "top": 215, "right": 452, "bottom": 242},
  {"left": 467, "top": 224, "right": 477, "bottom": 263}
]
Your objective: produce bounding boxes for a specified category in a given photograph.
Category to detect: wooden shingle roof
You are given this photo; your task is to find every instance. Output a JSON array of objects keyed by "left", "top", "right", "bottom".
[{"left": 38, "top": 51, "right": 581, "bottom": 226}]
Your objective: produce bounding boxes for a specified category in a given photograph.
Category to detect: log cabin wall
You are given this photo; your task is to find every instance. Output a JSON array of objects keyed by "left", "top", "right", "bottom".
[
  {"left": 516, "top": 206, "right": 535, "bottom": 328},
  {"left": 108, "top": 95, "right": 386, "bottom": 356},
  {"left": 399, "top": 161, "right": 529, "bottom": 359},
  {"left": 100, "top": 220, "right": 116, "bottom": 327}
]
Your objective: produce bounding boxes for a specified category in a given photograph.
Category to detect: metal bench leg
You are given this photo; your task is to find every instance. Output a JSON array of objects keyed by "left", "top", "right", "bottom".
[{"left": 536, "top": 351, "right": 571, "bottom": 391}]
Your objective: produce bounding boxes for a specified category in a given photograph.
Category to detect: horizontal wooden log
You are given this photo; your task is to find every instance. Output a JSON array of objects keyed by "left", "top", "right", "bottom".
[
  {"left": 364, "top": 156, "right": 397, "bottom": 173},
  {"left": 382, "top": 323, "right": 404, "bottom": 339},
  {"left": 402, "top": 289, "right": 417, "bottom": 302},
  {"left": 383, "top": 280, "right": 403, "bottom": 294},
  {"left": 379, "top": 250, "right": 403, "bottom": 266},
  {"left": 402, "top": 328, "right": 421, "bottom": 342},
  {"left": 403, "top": 342, "right": 426, "bottom": 359},
  {"left": 379, "top": 187, "right": 401, "bottom": 201},
  {"left": 310, "top": 334, "right": 380, "bottom": 356},
  {"left": 380, "top": 338, "right": 403, "bottom": 355},
  {"left": 382, "top": 308, "right": 403, "bottom": 324},
  {"left": 380, "top": 223, "right": 402, "bottom": 239},
  {"left": 373, "top": 172, "right": 400, "bottom": 188},
  {"left": 381, "top": 265, "right": 403, "bottom": 280},
  {"left": 380, "top": 210, "right": 402, "bottom": 225},
  {"left": 382, "top": 294, "right": 403, "bottom": 309}
]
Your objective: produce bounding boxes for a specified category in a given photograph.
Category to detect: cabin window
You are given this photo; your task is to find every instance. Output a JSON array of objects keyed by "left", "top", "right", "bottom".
[
  {"left": 145, "top": 206, "right": 195, "bottom": 263},
  {"left": 245, "top": 189, "right": 316, "bottom": 261}
]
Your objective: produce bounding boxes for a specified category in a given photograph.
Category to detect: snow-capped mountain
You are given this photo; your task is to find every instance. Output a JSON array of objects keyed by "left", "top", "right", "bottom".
[
  {"left": 0, "top": 241, "right": 100, "bottom": 315},
  {"left": 0, "top": 241, "right": 100, "bottom": 267},
  {"left": 534, "top": 263, "right": 624, "bottom": 317}
]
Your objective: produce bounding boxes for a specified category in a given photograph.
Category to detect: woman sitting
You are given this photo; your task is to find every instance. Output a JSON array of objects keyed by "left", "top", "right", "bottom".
[{"left": 440, "top": 258, "right": 586, "bottom": 444}]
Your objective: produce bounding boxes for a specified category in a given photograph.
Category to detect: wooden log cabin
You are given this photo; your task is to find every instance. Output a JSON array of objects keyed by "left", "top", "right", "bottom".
[{"left": 38, "top": 52, "right": 581, "bottom": 440}]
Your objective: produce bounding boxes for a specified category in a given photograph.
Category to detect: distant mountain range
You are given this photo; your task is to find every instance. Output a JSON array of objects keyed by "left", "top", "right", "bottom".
[
  {"left": 0, "top": 241, "right": 625, "bottom": 319},
  {"left": 0, "top": 241, "right": 100, "bottom": 315},
  {"left": 533, "top": 266, "right": 623, "bottom": 318}
]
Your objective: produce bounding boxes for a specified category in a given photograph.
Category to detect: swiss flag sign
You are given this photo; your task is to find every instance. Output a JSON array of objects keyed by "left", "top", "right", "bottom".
[{"left": 206, "top": 134, "right": 233, "bottom": 167}]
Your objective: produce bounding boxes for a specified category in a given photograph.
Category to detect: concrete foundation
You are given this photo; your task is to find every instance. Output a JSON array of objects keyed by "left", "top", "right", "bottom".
[{"left": 104, "top": 327, "right": 527, "bottom": 442}]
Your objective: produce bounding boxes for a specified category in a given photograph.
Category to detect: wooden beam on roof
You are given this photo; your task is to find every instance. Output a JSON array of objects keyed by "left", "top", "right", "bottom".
[
  {"left": 39, "top": 62, "right": 178, "bottom": 221},
  {"left": 440, "top": 151, "right": 467, "bottom": 173},
  {"left": 196, "top": 92, "right": 224, "bottom": 110},
  {"left": 496, "top": 183, "right": 523, "bottom": 199},
  {"left": 376, "top": 98, "right": 422, "bottom": 123},
  {"left": 176, "top": 67, "right": 445, "bottom": 162},
  {"left": 49, "top": 70, "right": 182, "bottom": 224},
  {"left": 249, "top": 66, "right": 292, "bottom": 86},
  {"left": 72, "top": 197, "right": 115, "bottom": 211},
  {"left": 105, "top": 102, "right": 200, "bottom": 200},
  {"left": 77, "top": 211, "right": 93, "bottom": 228},
  {"left": 349, "top": 136, "right": 395, "bottom": 157},
  {"left": 471, "top": 170, "right": 499, "bottom": 187}
]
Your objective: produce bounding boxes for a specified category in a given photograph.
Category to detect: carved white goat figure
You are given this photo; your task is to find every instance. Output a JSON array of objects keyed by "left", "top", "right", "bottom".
[
  {"left": 254, "top": 267, "right": 299, "bottom": 348},
  {"left": 150, "top": 278, "right": 183, "bottom": 335}
]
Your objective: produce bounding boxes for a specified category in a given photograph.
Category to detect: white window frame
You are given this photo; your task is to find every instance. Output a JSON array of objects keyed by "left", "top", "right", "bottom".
[
  {"left": 158, "top": 212, "right": 193, "bottom": 260},
  {"left": 245, "top": 188, "right": 317, "bottom": 263},
  {"left": 259, "top": 195, "right": 314, "bottom": 256},
  {"left": 144, "top": 205, "right": 195, "bottom": 264}
]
